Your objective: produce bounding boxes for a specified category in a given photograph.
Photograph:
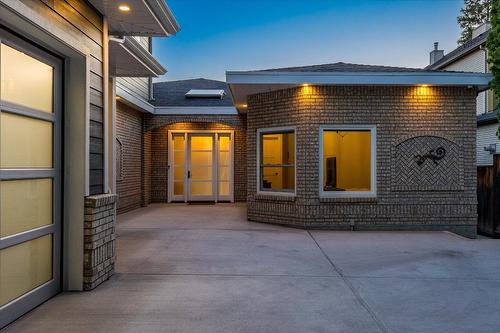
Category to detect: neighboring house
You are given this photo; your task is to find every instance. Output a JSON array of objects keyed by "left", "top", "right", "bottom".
[
  {"left": 0, "top": 0, "right": 179, "bottom": 328},
  {"left": 426, "top": 23, "right": 499, "bottom": 166}
]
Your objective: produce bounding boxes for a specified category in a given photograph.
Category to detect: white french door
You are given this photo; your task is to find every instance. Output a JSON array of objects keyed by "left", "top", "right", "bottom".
[{"left": 168, "top": 131, "right": 233, "bottom": 202}]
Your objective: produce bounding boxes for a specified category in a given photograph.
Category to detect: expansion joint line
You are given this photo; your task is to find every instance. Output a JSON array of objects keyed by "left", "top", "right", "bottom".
[{"left": 306, "top": 231, "right": 390, "bottom": 333}]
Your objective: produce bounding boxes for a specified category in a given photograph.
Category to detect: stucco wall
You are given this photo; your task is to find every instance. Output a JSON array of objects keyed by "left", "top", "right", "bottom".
[{"left": 246, "top": 85, "right": 478, "bottom": 237}]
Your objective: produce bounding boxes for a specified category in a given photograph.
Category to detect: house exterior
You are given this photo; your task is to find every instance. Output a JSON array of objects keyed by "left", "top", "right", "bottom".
[
  {"left": 0, "top": 0, "right": 179, "bottom": 327},
  {"left": 426, "top": 23, "right": 499, "bottom": 166},
  {"left": 226, "top": 63, "right": 490, "bottom": 236},
  {"left": 116, "top": 78, "right": 247, "bottom": 212}
]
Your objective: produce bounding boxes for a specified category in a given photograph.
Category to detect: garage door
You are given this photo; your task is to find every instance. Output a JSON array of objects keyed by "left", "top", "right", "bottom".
[{"left": 0, "top": 29, "right": 62, "bottom": 328}]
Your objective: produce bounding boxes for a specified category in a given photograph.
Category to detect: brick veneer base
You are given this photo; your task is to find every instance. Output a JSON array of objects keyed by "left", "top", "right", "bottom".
[
  {"left": 246, "top": 86, "right": 478, "bottom": 238},
  {"left": 84, "top": 194, "right": 117, "bottom": 290}
]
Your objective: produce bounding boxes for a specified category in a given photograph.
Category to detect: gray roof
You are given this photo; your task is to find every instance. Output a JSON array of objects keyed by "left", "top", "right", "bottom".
[
  {"left": 477, "top": 109, "right": 498, "bottom": 126},
  {"left": 153, "top": 78, "right": 234, "bottom": 107},
  {"left": 426, "top": 30, "right": 490, "bottom": 70},
  {"left": 252, "top": 62, "right": 446, "bottom": 73}
]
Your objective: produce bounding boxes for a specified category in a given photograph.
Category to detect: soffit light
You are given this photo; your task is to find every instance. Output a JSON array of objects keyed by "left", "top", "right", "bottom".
[{"left": 118, "top": 4, "right": 131, "bottom": 12}]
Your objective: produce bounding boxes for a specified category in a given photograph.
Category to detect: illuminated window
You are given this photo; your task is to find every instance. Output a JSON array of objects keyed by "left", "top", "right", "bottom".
[
  {"left": 320, "top": 126, "right": 376, "bottom": 197},
  {"left": 258, "top": 128, "right": 295, "bottom": 194}
]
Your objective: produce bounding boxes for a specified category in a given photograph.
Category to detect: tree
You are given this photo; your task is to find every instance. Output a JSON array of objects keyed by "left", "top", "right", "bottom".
[
  {"left": 485, "top": 0, "right": 500, "bottom": 137},
  {"left": 457, "top": 0, "right": 492, "bottom": 45}
]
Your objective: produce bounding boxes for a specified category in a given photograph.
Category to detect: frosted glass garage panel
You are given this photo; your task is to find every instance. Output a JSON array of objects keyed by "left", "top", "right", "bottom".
[
  {"left": 0, "top": 234, "right": 53, "bottom": 306},
  {"left": 1, "top": 43, "right": 53, "bottom": 113},
  {"left": 173, "top": 135, "right": 185, "bottom": 150},
  {"left": 1, "top": 113, "right": 53, "bottom": 168},
  {"left": 1, "top": 179, "right": 52, "bottom": 237}
]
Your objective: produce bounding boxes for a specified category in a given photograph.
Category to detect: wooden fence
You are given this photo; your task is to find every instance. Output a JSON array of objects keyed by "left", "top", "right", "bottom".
[{"left": 477, "top": 154, "right": 500, "bottom": 237}]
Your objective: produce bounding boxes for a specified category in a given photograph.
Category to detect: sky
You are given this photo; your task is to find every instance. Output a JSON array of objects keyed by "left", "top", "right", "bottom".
[{"left": 153, "top": 0, "right": 464, "bottom": 82}]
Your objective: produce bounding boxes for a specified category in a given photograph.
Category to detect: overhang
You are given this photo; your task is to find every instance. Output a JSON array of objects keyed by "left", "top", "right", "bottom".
[
  {"left": 109, "top": 36, "right": 166, "bottom": 77},
  {"left": 226, "top": 71, "right": 493, "bottom": 113},
  {"left": 88, "top": 0, "right": 180, "bottom": 36}
]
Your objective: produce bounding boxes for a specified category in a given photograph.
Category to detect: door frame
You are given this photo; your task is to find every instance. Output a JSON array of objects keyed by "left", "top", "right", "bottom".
[
  {"left": 168, "top": 129, "right": 234, "bottom": 203},
  {"left": 0, "top": 28, "right": 63, "bottom": 328}
]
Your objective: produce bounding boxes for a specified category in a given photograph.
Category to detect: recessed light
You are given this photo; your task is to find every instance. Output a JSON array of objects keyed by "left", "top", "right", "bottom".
[{"left": 118, "top": 4, "right": 130, "bottom": 12}]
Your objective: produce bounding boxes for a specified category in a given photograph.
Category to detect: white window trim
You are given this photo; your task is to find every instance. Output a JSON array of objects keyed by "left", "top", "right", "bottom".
[
  {"left": 256, "top": 126, "right": 297, "bottom": 197},
  {"left": 319, "top": 125, "right": 377, "bottom": 198}
]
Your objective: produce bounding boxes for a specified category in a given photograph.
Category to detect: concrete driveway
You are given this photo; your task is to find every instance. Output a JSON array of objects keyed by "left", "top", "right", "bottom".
[{"left": 4, "top": 204, "right": 500, "bottom": 333}]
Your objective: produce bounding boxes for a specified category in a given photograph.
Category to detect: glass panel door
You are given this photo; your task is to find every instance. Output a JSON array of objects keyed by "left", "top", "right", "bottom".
[
  {"left": 171, "top": 133, "right": 186, "bottom": 201},
  {"left": 217, "top": 133, "right": 232, "bottom": 201},
  {"left": 0, "top": 30, "right": 61, "bottom": 329},
  {"left": 188, "top": 134, "right": 215, "bottom": 201}
]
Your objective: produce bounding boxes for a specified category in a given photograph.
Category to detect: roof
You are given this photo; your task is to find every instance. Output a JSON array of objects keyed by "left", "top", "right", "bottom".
[
  {"left": 153, "top": 78, "right": 234, "bottom": 107},
  {"left": 227, "top": 62, "right": 493, "bottom": 113},
  {"left": 254, "top": 62, "right": 442, "bottom": 73},
  {"left": 477, "top": 109, "right": 499, "bottom": 126},
  {"left": 426, "top": 30, "right": 490, "bottom": 70}
]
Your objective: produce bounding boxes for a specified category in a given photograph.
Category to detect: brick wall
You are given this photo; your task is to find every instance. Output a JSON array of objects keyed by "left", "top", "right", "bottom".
[
  {"left": 116, "top": 102, "right": 144, "bottom": 214},
  {"left": 146, "top": 114, "right": 247, "bottom": 203},
  {"left": 84, "top": 194, "right": 117, "bottom": 290},
  {"left": 246, "top": 85, "right": 478, "bottom": 237}
]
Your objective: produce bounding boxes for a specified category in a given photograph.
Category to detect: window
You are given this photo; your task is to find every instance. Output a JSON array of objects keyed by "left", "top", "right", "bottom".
[
  {"left": 487, "top": 89, "right": 498, "bottom": 113},
  {"left": 257, "top": 127, "right": 295, "bottom": 194},
  {"left": 116, "top": 138, "right": 123, "bottom": 181},
  {"left": 320, "top": 126, "right": 376, "bottom": 197}
]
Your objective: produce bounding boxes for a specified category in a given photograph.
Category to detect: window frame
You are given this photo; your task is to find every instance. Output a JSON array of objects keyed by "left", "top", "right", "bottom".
[
  {"left": 256, "top": 126, "right": 297, "bottom": 197},
  {"left": 319, "top": 125, "right": 377, "bottom": 198}
]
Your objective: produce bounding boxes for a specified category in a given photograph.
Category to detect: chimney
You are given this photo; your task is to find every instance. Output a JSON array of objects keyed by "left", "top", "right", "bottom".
[
  {"left": 472, "top": 22, "right": 491, "bottom": 39},
  {"left": 429, "top": 42, "right": 444, "bottom": 65}
]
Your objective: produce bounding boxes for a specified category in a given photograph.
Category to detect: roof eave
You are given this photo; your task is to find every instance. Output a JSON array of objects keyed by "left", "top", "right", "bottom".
[
  {"left": 110, "top": 36, "right": 167, "bottom": 77},
  {"left": 226, "top": 71, "right": 493, "bottom": 112}
]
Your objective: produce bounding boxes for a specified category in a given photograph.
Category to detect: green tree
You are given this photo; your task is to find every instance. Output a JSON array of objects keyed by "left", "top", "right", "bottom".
[
  {"left": 457, "top": 0, "right": 492, "bottom": 45},
  {"left": 486, "top": 0, "right": 500, "bottom": 137}
]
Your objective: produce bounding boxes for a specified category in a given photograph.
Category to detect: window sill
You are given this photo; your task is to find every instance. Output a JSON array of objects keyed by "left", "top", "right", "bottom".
[
  {"left": 255, "top": 192, "right": 296, "bottom": 202},
  {"left": 319, "top": 196, "right": 378, "bottom": 203}
]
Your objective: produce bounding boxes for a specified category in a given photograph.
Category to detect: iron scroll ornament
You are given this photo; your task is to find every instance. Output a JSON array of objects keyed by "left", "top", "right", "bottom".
[{"left": 414, "top": 147, "right": 446, "bottom": 166}]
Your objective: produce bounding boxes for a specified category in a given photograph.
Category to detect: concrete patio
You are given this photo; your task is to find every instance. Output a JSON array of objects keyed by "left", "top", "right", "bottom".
[{"left": 4, "top": 203, "right": 500, "bottom": 333}]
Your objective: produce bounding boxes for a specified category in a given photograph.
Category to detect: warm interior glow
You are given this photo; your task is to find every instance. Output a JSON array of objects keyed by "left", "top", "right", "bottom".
[
  {"left": 118, "top": 4, "right": 130, "bottom": 12},
  {"left": 323, "top": 130, "right": 371, "bottom": 192},
  {"left": 260, "top": 132, "right": 295, "bottom": 191}
]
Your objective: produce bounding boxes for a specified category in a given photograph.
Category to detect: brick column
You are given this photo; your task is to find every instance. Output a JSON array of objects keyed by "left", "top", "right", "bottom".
[{"left": 83, "top": 194, "right": 117, "bottom": 290}]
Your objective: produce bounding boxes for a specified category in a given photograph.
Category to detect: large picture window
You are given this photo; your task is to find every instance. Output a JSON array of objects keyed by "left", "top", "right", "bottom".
[
  {"left": 320, "top": 126, "right": 376, "bottom": 197},
  {"left": 257, "top": 127, "right": 295, "bottom": 194}
]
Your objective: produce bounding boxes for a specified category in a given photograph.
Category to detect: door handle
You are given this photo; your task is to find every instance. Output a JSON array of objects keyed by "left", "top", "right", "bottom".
[{"left": 187, "top": 170, "right": 191, "bottom": 179}]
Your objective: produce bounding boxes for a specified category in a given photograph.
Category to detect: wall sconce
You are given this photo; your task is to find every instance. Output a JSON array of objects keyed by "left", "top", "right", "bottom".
[
  {"left": 416, "top": 85, "right": 429, "bottom": 96},
  {"left": 484, "top": 143, "right": 498, "bottom": 154}
]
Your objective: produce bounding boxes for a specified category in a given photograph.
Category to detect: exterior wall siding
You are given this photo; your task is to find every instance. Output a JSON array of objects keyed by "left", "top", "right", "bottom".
[
  {"left": 246, "top": 86, "right": 478, "bottom": 237},
  {"left": 116, "top": 101, "right": 144, "bottom": 214},
  {"left": 442, "top": 49, "right": 487, "bottom": 115},
  {"left": 477, "top": 123, "right": 500, "bottom": 166},
  {"left": 146, "top": 115, "right": 247, "bottom": 203}
]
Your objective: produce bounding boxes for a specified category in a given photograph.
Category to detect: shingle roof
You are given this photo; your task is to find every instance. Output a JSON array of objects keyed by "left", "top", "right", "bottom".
[
  {"left": 153, "top": 78, "right": 233, "bottom": 107},
  {"left": 252, "top": 62, "right": 445, "bottom": 73},
  {"left": 426, "top": 30, "right": 490, "bottom": 70},
  {"left": 477, "top": 109, "right": 499, "bottom": 126}
]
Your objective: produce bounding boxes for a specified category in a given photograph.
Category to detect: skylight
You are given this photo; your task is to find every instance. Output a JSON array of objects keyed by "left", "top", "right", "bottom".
[{"left": 185, "top": 89, "right": 226, "bottom": 99}]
